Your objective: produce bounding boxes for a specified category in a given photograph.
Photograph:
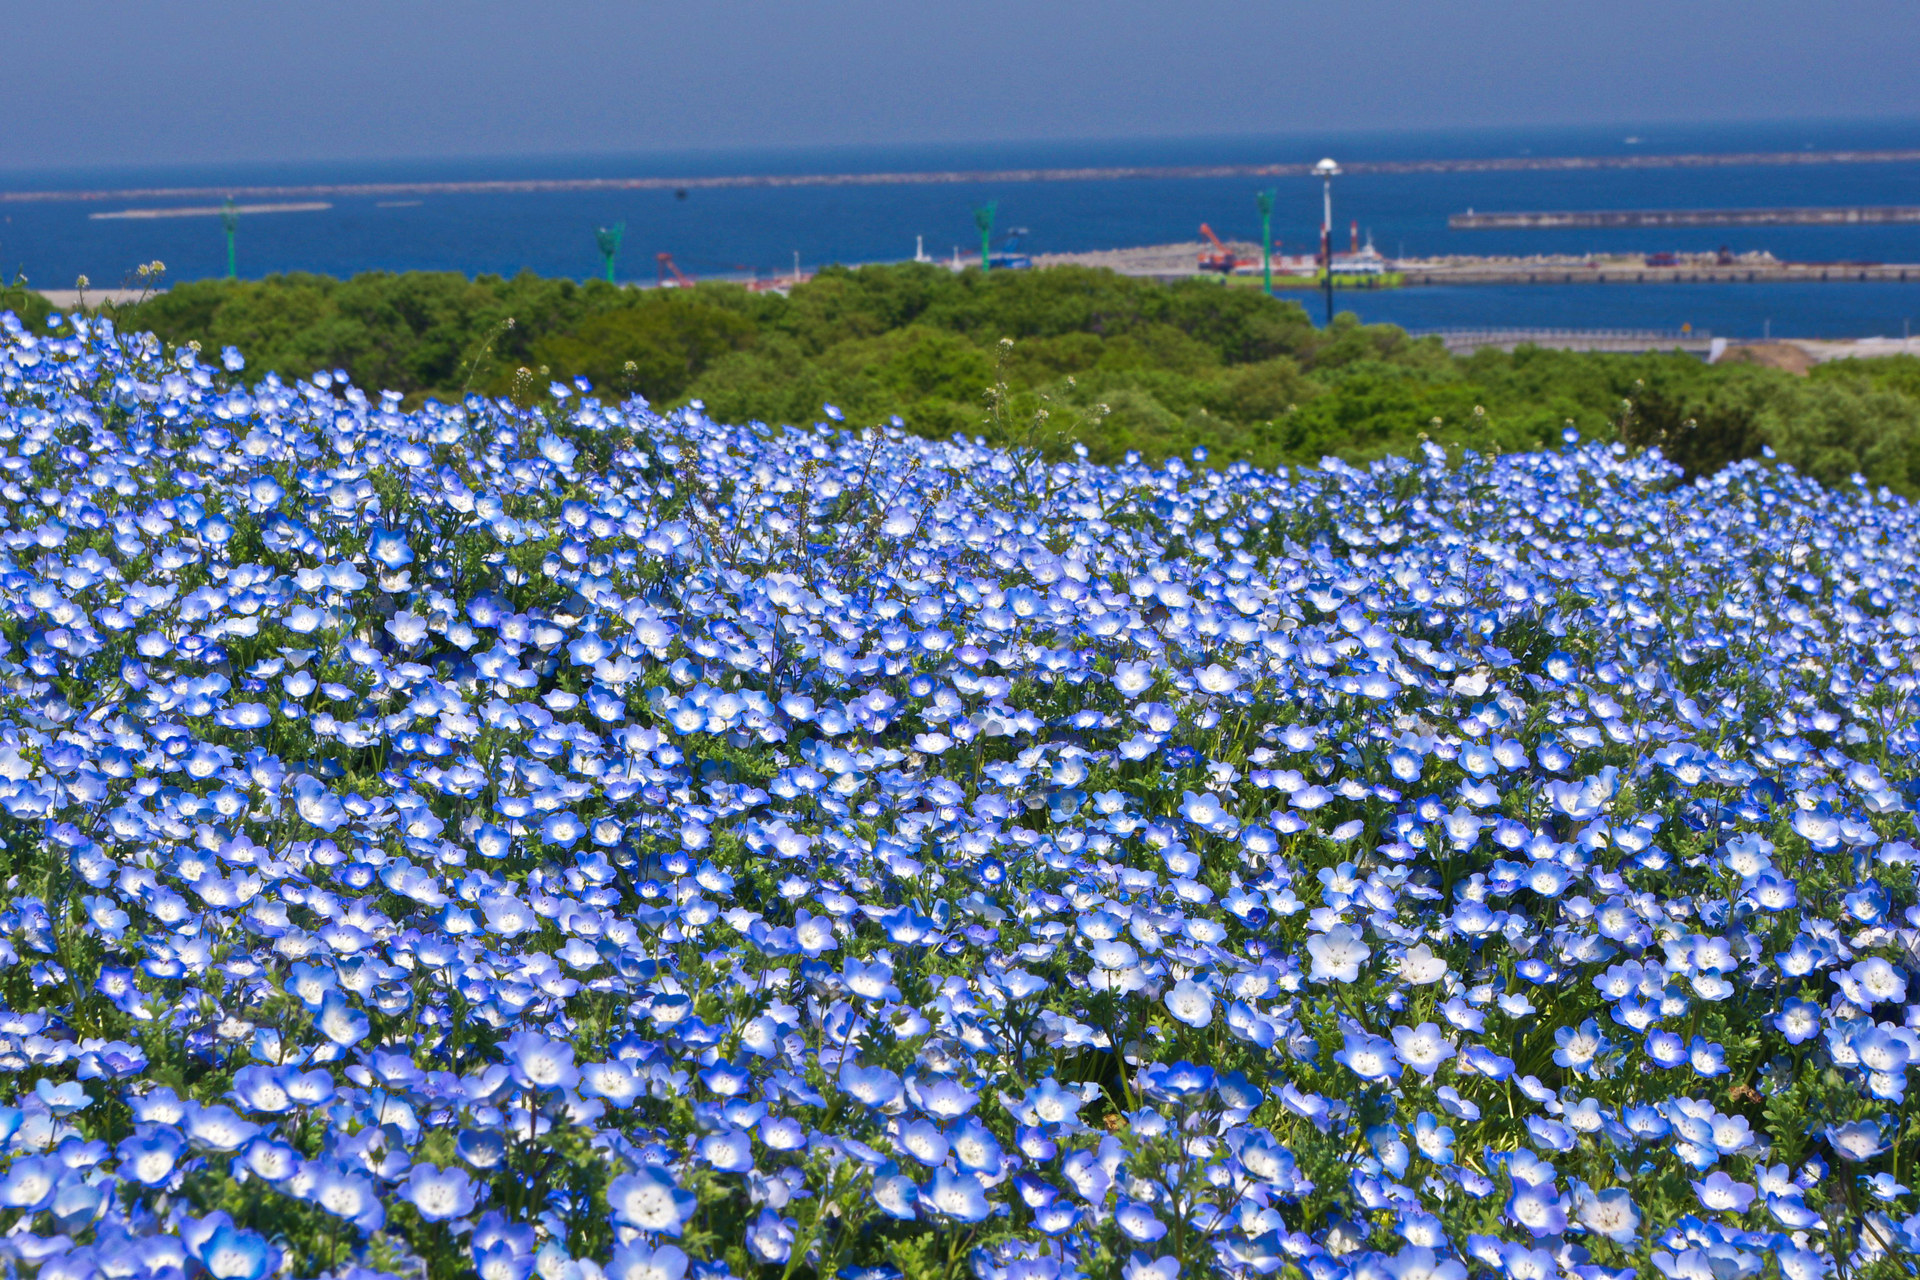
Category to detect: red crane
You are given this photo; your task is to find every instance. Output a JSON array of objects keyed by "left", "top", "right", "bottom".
[
  {"left": 655, "top": 252, "right": 695, "bottom": 288},
  {"left": 1197, "top": 224, "right": 1238, "bottom": 274}
]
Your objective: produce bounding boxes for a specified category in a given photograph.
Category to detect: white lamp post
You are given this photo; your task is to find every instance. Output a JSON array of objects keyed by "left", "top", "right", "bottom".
[{"left": 1314, "top": 158, "right": 1341, "bottom": 324}]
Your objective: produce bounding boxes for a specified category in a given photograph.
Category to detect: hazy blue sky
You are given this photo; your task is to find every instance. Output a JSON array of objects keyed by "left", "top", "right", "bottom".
[{"left": 5, "top": 0, "right": 1916, "bottom": 171}]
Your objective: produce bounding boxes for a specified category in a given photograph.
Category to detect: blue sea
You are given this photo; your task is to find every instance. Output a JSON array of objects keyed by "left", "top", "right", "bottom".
[{"left": 4, "top": 119, "right": 1920, "bottom": 338}]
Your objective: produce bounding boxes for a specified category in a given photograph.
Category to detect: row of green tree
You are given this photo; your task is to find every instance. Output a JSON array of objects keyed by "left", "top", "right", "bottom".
[{"left": 8, "top": 265, "right": 1920, "bottom": 493}]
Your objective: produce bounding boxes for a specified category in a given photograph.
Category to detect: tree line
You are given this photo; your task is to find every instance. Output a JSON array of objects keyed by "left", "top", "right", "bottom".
[{"left": 10, "top": 264, "right": 1920, "bottom": 493}]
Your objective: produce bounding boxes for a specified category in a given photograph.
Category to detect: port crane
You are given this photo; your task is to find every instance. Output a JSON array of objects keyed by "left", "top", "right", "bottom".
[
  {"left": 655, "top": 252, "right": 695, "bottom": 289},
  {"left": 595, "top": 222, "right": 625, "bottom": 282},
  {"left": 1198, "top": 224, "right": 1238, "bottom": 274}
]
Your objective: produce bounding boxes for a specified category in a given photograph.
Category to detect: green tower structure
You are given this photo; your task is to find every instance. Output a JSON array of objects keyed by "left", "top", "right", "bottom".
[
  {"left": 1255, "top": 189, "right": 1275, "bottom": 295},
  {"left": 974, "top": 202, "right": 996, "bottom": 273},
  {"left": 221, "top": 199, "right": 239, "bottom": 280},
  {"left": 595, "top": 222, "right": 625, "bottom": 283}
]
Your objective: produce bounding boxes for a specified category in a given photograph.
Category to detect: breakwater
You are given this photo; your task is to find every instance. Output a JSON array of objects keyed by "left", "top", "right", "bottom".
[
  {"left": 1399, "top": 262, "right": 1920, "bottom": 285},
  {"left": 9, "top": 147, "right": 1920, "bottom": 206},
  {"left": 1453, "top": 207, "right": 1920, "bottom": 230}
]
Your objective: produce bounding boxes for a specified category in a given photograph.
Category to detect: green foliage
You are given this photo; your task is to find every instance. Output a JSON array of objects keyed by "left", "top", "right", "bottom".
[
  {"left": 1620, "top": 356, "right": 1920, "bottom": 496},
  {"left": 1810, "top": 352, "right": 1920, "bottom": 399},
  {"left": 529, "top": 291, "right": 757, "bottom": 402},
  {"left": 68, "top": 264, "right": 1920, "bottom": 491},
  {"left": 1757, "top": 377, "right": 1920, "bottom": 492},
  {"left": 0, "top": 282, "right": 52, "bottom": 331}
]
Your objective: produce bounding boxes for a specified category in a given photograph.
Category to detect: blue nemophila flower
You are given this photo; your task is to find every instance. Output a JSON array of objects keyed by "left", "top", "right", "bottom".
[
  {"left": 1459, "top": 1045, "right": 1516, "bottom": 1081},
  {"left": 473, "top": 1239, "right": 531, "bottom": 1280},
  {"left": 502, "top": 1032, "right": 579, "bottom": 1091},
  {"left": 1387, "top": 738, "right": 1426, "bottom": 782},
  {"left": 1163, "top": 978, "right": 1214, "bottom": 1028},
  {"left": 606, "top": 1243, "right": 688, "bottom": 1280},
  {"left": 1398, "top": 944, "right": 1448, "bottom": 986},
  {"left": 1827, "top": 1119, "right": 1889, "bottom": 1161},
  {"left": 1114, "top": 1199, "right": 1167, "bottom": 1243},
  {"left": 1866, "top": 1171, "right": 1911, "bottom": 1201},
  {"left": 907, "top": 1074, "right": 977, "bottom": 1119},
  {"left": 117, "top": 1126, "right": 185, "bottom": 1185},
  {"left": 1687, "top": 1036, "right": 1728, "bottom": 1078},
  {"left": 1691, "top": 1170, "right": 1755, "bottom": 1214},
  {"left": 540, "top": 810, "right": 586, "bottom": 847},
  {"left": 1178, "top": 789, "right": 1238, "bottom": 835},
  {"left": 314, "top": 992, "right": 369, "bottom": 1046},
  {"left": 534, "top": 432, "right": 579, "bottom": 469},
  {"left": 1369, "top": 1122, "right": 1411, "bottom": 1176},
  {"left": 367, "top": 526, "right": 415, "bottom": 569},
  {"left": 184, "top": 1103, "right": 260, "bottom": 1151},
  {"left": 744, "top": 1207, "right": 798, "bottom": 1262},
  {"left": 895, "top": 1118, "right": 947, "bottom": 1166},
  {"left": 841, "top": 1061, "right": 904, "bottom": 1109},
  {"left": 196, "top": 1222, "right": 277, "bottom": 1280},
  {"left": 1032, "top": 1199, "right": 1082, "bottom": 1236},
  {"left": 949, "top": 1117, "right": 1004, "bottom": 1173},
  {"left": 1, "top": 319, "right": 1918, "bottom": 1271},
  {"left": 229, "top": 1065, "right": 298, "bottom": 1114},
  {"left": 1014, "top": 1078, "right": 1085, "bottom": 1129},
  {"left": 698, "top": 1128, "right": 753, "bottom": 1173},
  {"left": 1507, "top": 1177, "right": 1567, "bottom": 1237},
  {"left": 1412, "top": 1111, "right": 1454, "bottom": 1165},
  {"left": 473, "top": 822, "right": 513, "bottom": 859},
  {"left": 312, "top": 1165, "right": 385, "bottom": 1231},
  {"left": 459, "top": 1129, "right": 509, "bottom": 1170},
  {"left": 1390, "top": 1028, "right": 1443, "bottom": 1074},
  {"left": 404, "top": 1162, "right": 477, "bottom": 1221},
  {"left": 1335, "top": 1030, "right": 1401, "bottom": 1081},
  {"left": 240, "top": 1138, "right": 301, "bottom": 1183},
  {"left": 0, "top": 1156, "right": 56, "bottom": 1211},
  {"left": 924, "top": 1168, "right": 990, "bottom": 1222},
  {"left": 581, "top": 1060, "right": 643, "bottom": 1107},
  {"left": 33, "top": 1078, "right": 89, "bottom": 1115},
  {"left": 607, "top": 1167, "right": 697, "bottom": 1235},
  {"left": 1571, "top": 1184, "right": 1640, "bottom": 1242},
  {"left": 1842, "top": 956, "right": 1908, "bottom": 1006},
  {"left": 872, "top": 1164, "right": 920, "bottom": 1220},
  {"left": 1552, "top": 1019, "right": 1608, "bottom": 1073},
  {"left": 1306, "top": 924, "right": 1369, "bottom": 983},
  {"left": 1645, "top": 1029, "right": 1688, "bottom": 1069},
  {"left": 290, "top": 774, "right": 348, "bottom": 832}
]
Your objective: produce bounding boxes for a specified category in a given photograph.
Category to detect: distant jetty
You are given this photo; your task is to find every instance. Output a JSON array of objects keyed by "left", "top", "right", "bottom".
[
  {"left": 88, "top": 202, "right": 332, "bottom": 220},
  {"left": 1399, "top": 259, "right": 1920, "bottom": 285},
  {"left": 1453, "top": 206, "right": 1920, "bottom": 229},
  {"left": 7, "top": 148, "right": 1920, "bottom": 205}
]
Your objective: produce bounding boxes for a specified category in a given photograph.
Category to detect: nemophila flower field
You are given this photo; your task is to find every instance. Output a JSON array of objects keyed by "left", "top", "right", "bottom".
[{"left": 0, "top": 305, "right": 1917, "bottom": 1280}]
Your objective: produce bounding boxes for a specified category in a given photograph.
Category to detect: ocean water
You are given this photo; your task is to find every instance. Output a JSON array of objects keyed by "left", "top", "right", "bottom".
[{"left": 4, "top": 119, "right": 1920, "bottom": 338}]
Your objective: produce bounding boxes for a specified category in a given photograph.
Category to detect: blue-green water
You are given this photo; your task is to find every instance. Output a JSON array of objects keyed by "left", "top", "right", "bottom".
[{"left": 4, "top": 119, "right": 1920, "bottom": 337}]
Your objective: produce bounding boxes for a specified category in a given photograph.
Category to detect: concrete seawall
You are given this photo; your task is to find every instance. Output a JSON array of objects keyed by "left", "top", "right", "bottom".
[{"left": 1030, "top": 243, "right": 1920, "bottom": 287}]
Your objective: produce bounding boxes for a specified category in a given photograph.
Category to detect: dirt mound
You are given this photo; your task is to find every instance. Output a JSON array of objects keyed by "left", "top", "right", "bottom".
[{"left": 1716, "top": 341, "right": 1814, "bottom": 375}]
